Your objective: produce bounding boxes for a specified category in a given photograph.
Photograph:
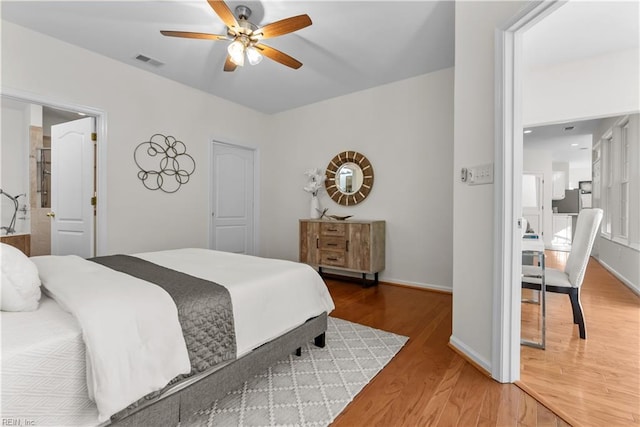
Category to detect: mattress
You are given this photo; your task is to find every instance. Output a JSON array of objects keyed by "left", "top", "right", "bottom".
[{"left": 1, "top": 295, "right": 99, "bottom": 426}]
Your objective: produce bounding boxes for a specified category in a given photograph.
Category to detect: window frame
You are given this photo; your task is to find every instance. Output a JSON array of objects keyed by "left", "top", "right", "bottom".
[{"left": 619, "top": 120, "right": 630, "bottom": 241}]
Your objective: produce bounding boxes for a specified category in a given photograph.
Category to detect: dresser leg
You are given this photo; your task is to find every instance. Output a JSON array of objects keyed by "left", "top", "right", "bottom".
[{"left": 361, "top": 272, "right": 379, "bottom": 288}]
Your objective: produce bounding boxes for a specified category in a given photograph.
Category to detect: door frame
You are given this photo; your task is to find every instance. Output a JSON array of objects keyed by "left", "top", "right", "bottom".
[
  {"left": 208, "top": 139, "right": 260, "bottom": 255},
  {"left": 493, "top": 0, "right": 566, "bottom": 383},
  {"left": 1, "top": 88, "right": 108, "bottom": 256}
]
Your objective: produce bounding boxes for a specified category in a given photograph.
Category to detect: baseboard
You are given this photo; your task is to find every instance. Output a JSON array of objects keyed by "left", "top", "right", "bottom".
[
  {"left": 595, "top": 257, "right": 640, "bottom": 296},
  {"left": 380, "top": 280, "right": 452, "bottom": 294},
  {"left": 515, "top": 380, "right": 580, "bottom": 427},
  {"left": 322, "top": 270, "right": 453, "bottom": 294},
  {"left": 448, "top": 335, "right": 491, "bottom": 377}
]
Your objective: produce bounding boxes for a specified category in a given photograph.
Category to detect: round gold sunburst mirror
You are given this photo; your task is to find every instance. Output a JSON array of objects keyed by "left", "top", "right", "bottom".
[{"left": 325, "top": 151, "right": 374, "bottom": 206}]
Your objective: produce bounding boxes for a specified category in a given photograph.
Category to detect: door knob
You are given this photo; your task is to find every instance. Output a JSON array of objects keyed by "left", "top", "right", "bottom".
[{"left": 46, "top": 212, "right": 56, "bottom": 218}]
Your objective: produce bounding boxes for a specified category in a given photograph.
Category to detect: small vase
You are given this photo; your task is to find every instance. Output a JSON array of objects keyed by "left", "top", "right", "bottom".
[{"left": 310, "top": 196, "right": 321, "bottom": 219}]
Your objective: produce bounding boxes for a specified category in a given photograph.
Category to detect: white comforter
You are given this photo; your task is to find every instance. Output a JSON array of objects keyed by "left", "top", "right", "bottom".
[
  {"left": 135, "top": 248, "right": 335, "bottom": 356},
  {"left": 31, "top": 249, "right": 335, "bottom": 423},
  {"left": 32, "top": 255, "right": 191, "bottom": 422}
]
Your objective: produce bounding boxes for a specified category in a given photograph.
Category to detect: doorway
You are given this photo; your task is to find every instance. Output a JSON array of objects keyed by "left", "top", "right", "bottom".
[
  {"left": 496, "top": 0, "right": 638, "bottom": 381},
  {"left": 209, "top": 141, "right": 259, "bottom": 255},
  {"left": 522, "top": 172, "right": 544, "bottom": 237},
  {"left": 493, "top": 0, "right": 565, "bottom": 382},
  {"left": 0, "top": 91, "right": 107, "bottom": 257}
]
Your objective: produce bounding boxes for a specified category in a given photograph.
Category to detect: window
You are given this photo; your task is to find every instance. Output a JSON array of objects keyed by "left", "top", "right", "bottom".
[
  {"left": 601, "top": 135, "right": 613, "bottom": 236},
  {"left": 619, "top": 120, "right": 629, "bottom": 239},
  {"left": 596, "top": 114, "right": 638, "bottom": 249}
]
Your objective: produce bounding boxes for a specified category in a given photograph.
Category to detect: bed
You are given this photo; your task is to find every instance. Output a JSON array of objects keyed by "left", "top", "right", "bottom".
[{"left": 1, "top": 246, "right": 335, "bottom": 426}]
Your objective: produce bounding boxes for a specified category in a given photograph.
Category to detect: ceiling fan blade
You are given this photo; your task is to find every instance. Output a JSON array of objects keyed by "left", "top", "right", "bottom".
[
  {"left": 160, "top": 30, "right": 227, "bottom": 41},
  {"left": 256, "top": 14, "right": 312, "bottom": 39},
  {"left": 224, "top": 55, "right": 238, "bottom": 72},
  {"left": 255, "top": 44, "right": 303, "bottom": 69},
  {"left": 207, "top": 0, "right": 239, "bottom": 29}
]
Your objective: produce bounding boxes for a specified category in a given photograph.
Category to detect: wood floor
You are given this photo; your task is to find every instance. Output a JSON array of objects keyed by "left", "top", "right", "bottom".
[
  {"left": 326, "top": 280, "right": 569, "bottom": 426},
  {"left": 520, "top": 252, "right": 640, "bottom": 426}
]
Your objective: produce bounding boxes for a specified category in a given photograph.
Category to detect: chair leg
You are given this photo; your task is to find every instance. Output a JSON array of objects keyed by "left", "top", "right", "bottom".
[{"left": 569, "top": 288, "right": 586, "bottom": 339}]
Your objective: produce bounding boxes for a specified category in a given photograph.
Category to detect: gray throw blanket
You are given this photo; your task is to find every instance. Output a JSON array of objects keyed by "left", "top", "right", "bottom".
[{"left": 89, "top": 255, "right": 236, "bottom": 376}]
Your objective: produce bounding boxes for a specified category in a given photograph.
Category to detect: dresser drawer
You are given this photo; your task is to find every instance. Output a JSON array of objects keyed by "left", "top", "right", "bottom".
[
  {"left": 320, "top": 250, "right": 346, "bottom": 267},
  {"left": 319, "top": 237, "right": 347, "bottom": 250},
  {"left": 320, "top": 222, "right": 346, "bottom": 237}
]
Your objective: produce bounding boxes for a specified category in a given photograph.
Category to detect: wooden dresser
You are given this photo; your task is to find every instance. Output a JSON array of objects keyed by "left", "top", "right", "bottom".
[
  {"left": 299, "top": 219, "right": 385, "bottom": 285},
  {"left": 1, "top": 234, "right": 31, "bottom": 256}
]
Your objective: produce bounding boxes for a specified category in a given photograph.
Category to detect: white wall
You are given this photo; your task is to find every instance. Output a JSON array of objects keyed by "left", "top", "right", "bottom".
[
  {"left": 524, "top": 149, "right": 553, "bottom": 248},
  {"left": 552, "top": 162, "right": 569, "bottom": 190},
  {"left": 569, "top": 167, "right": 591, "bottom": 190},
  {"left": 0, "top": 99, "right": 30, "bottom": 234},
  {"left": 2, "top": 20, "right": 455, "bottom": 291},
  {"left": 2, "top": 20, "right": 269, "bottom": 254},
  {"left": 267, "top": 69, "right": 455, "bottom": 290},
  {"left": 523, "top": 49, "right": 640, "bottom": 126},
  {"left": 451, "top": 1, "right": 524, "bottom": 371}
]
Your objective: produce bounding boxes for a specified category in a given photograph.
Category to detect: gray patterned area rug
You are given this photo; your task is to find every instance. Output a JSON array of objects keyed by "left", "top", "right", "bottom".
[{"left": 183, "top": 317, "right": 408, "bottom": 427}]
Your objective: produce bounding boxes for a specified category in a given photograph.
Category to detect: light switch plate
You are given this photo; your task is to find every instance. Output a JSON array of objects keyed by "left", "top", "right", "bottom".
[{"left": 467, "top": 163, "right": 494, "bottom": 185}]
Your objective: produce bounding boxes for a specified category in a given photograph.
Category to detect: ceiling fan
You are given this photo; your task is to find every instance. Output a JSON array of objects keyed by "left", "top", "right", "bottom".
[{"left": 161, "top": 0, "right": 312, "bottom": 72}]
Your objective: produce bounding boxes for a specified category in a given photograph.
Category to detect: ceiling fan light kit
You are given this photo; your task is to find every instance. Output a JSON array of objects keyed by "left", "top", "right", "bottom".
[
  {"left": 245, "top": 46, "right": 263, "bottom": 65},
  {"left": 227, "top": 38, "right": 247, "bottom": 66},
  {"left": 161, "top": 0, "right": 311, "bottom": 72}
]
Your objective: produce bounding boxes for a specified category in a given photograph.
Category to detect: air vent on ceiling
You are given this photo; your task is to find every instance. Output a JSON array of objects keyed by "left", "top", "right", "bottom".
[{"left": 135, "top": 54, "right": 164, "bottom": 67}]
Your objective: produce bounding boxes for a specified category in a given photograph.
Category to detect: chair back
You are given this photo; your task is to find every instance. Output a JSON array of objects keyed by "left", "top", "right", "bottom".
[{"left": 564, "top": 208, "right": 603, "bottom": 288}]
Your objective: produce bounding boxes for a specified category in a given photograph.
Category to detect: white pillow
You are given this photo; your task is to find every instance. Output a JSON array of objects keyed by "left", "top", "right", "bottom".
[{"left": 1, "top": 242, "right": 41, "bottom": 311}]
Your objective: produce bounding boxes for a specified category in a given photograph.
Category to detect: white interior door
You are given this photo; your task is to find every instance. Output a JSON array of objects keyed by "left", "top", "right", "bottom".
[
  {"left": 522, "top": 172, "right": 544, "bottom": 236},
  {"left": 51, "top": 117, "right": 95, "bottom": 257},
  {"left": 210, "top": 142, "right": 255, "bottom": 255}
]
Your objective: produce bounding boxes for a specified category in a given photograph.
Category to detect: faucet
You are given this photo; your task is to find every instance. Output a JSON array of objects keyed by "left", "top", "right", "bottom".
[
  {"left": 0, "top": 225, "right": 15, "bottom": 234},
  {"left": 0, "top": 189, "right": 25, "bottom": 235}
]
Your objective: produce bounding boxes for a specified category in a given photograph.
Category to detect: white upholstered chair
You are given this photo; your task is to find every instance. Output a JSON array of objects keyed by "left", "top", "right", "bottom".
[{"left": 522, "top": 208, "right": 603, "bottom": 339}]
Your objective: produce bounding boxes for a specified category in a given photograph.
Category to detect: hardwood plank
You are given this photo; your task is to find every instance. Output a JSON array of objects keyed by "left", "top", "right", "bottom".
[
  {"left": 326, "top": 279, "right": 566, "bottom": 427},
  {"left": 520, "top": 253, "right": 640, "bottom": 426},
  {"left": 413, "top": 356, "right": 466, "bottom": 426},
  {"left": 517, "top": 392, "right": 538, "bottom": 427},
  {"left": 455, "top": 364, "right": 490, "bottom": 426},
  {"left": 327, "top": 258, "right": 640, "bottom": 426},
  {"left": 495, "top": 384, "right": 520, "bottom": 426}
]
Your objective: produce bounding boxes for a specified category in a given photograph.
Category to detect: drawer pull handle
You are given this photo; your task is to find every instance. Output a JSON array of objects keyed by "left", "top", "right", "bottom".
[
  {"left": 316, "top": 238, "right": 319, "bottom": 249},
  {"left": 346, "top": 240, "right": 349, "bottom": 252},
  {"left": 328, "top": 228, "right": 338, "bottom": 232},
  {"left": 327, "top": 243, "right": 337, "bottom": 246},
  {"left": 327, "top": 257, "right": 338, "bottom": 261}
]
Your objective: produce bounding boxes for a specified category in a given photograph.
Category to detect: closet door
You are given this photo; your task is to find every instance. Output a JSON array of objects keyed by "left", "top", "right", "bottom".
[{"left": 210, "top": 142, "right": 256, "bottom": 255}]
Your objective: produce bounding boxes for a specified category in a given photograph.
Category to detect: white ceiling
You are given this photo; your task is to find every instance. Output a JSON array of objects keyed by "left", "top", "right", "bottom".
[
  {"left": 2, "top": 0, "right": 636, "bottom": 119},
  {"left": 524, "top": 119, "right": 601, "bottom": 168},
  {"left": 1, "top": 0, "right": 455, "bottom": 114}
]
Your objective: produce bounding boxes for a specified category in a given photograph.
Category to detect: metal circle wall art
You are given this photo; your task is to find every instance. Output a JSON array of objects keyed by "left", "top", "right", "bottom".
[{"left": 134, "top": 134, "right": 196, "bottom": 193}]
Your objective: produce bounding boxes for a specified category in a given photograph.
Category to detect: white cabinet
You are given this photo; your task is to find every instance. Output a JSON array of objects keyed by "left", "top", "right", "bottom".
[
  {"left": 552, "top": 215, "right": 572, "bottom": 247},
  {"left": 552, "top": 171, "right": 566, "bottom": 200}
]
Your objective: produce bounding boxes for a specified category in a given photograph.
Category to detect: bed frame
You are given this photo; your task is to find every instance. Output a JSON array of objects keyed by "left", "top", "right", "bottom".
[{"left": 111, "top": 313, "right": 328, "bottom": 427}]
